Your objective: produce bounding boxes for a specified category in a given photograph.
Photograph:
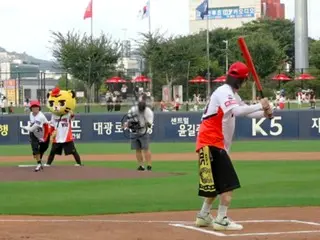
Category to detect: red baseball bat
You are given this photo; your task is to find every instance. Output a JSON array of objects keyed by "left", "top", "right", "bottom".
[{"left": 237, "top": 37, "right": 264, "bottom": 98}]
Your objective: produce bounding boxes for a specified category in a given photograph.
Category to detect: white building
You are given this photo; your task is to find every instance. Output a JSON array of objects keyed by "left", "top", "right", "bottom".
[
  {"left": 117, "top": 57, "right": 142, "bottom": 78},
  {"left": 0, "top": 61, "right": 59, "bottom": 105},
  {"left": 189, "top": 0, "right": 262, "bottom": 33}
]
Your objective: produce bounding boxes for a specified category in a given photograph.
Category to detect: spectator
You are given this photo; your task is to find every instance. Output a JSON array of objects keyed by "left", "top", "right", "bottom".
[
  {"left": 160, "top": 100, "right": 167, "bottom": 111},
  {"left": 277, "top": 95, "right": 285, "bottom": 110},
  {"left": 0, "top": 95, "right": 6, "bottom": 114},
  {"left": 114, "top": 95, "right": 122, "bottom": 112},
  {"left": 24, "top": 98, "right": 30, "bottom": 114},
  {"left": 134, "top": 85, "right": 139, "bottom": 101},
  {"left": 121, "top": 84, "right": 128, "bottom": 100},
  {"left": 106, "top": 93, "right": 114, "bottom": 112},
  {"left": 309, "top": 90, "right": 316, "bottom": 109},
  {"left": 8, "top": 102, "right": 14, "bottom": 114},
  {"left": 174, "top": 94, "right": 181, "bottom": 111}
]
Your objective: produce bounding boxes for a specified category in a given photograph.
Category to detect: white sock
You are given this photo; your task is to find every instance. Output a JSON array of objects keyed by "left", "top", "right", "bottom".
[
  {"left": 199, "top": 201, "right": 212, "bottom": 216},
  {"left": 217, "top": 205, "right": 228, "bottom": 220}
]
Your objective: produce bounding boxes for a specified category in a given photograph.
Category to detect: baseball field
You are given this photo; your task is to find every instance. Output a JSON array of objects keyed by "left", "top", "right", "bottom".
[{"left": 0, "top": 140, "right": 319, "bottom": 240}]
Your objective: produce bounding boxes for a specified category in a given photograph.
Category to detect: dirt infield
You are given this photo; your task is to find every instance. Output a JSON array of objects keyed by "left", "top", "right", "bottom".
[
  {"left": 0, "top": 165, "right": 179, "bottom": 181},
  {"left": 1, "top": 152, "right": 319, "bottom": 239},
  {"left": 1, "top": 207, "right": 319, "bottom": 240}
]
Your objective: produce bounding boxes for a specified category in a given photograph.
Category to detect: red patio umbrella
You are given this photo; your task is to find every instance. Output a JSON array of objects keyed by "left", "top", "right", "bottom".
[
  {"left": 212, "top": 75, "right": 226, "bottom": 83},
  {"left": 294, "top": 73, "right": 316, "bottom": 80},
  {"left": 131, "top": 75, "right": 151, "bottom": 83},
  {"left": 272, "top": 73, "right": 291, "bottom": 88},
  {"left": 295, "top": 73, "right": 316, "bottom": 88},
  {"left": 272, "top": 73, "right": 291, "bottom": 81},
  {"left": 105, "top": 76, "right": 126, "bottom": 84},
  {"left": 188, "top": 76, "right": 208, "bottom": 83},
  {"left": 188, "top": 76, "right": 208, "bottom": 94}
]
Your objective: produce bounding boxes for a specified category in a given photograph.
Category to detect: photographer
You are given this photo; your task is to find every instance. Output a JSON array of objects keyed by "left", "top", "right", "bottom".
[{"left": 124, "top": 97, "right": 154, "bottom": 171}]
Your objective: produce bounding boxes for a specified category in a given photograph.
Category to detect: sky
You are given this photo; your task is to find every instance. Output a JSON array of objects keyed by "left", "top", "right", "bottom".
[{"left": 0, "top": 0, "right": 319, "bottom": 61}]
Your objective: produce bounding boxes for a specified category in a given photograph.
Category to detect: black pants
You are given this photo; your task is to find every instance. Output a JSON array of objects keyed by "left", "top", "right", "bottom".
[
  {"left": 50, "top": 142, "right": 77, "bottom": 155},
  {"left": 47, "top": 141, "right": 81, "bottom": 165},
  {"left": 198, "top": 146, "right": 241, "bottom": 198},
  {"left": 30, "top": 133, "right": 50, "bottom": 156}
]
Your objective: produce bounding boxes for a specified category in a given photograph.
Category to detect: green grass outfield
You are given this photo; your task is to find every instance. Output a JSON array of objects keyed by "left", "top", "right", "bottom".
[
  {"left": 1, "top": 140, "right": 320, "bottom": 156},
  {"left": 0, "top": 140, "right": 319, "bottom": 216}
]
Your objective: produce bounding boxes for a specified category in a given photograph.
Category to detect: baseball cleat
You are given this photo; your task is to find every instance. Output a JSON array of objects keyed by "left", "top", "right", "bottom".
[
  {"left": 34, "top": 164, "right": 43, "bottom": 172},
  {"left": 147, "top": 166, "right": 152, "bottom": 171},
  {"left": 195, "top": 212, "right": 214, "bottom": 227},
  {"left": 213, "top": 216, "right": 243, "bottom": 231},
  {"left": 137, "top": 166, "right": 145, "bottom": 171}
]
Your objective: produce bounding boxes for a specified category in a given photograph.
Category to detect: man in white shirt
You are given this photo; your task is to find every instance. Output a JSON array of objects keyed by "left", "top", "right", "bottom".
[
  {"left": 20, "top": 100, "right": 51, "bottom": 172},
  {"left": 125, "top": 97, "right": 154, "bottom": 171},
  {"left": 195, "top": 62, "right": 273, "bottom": 231}
]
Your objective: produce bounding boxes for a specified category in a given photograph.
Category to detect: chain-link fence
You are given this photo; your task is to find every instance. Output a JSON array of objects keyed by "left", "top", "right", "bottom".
[{"left": 0, "top": 71, "right": 68, "bottom": 106}]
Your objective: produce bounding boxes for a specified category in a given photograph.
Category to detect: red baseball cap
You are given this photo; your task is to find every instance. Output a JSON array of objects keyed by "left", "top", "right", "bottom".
[
  {"left": 228, "top": 62, "right": 249, "bottom": 79},
  {"left": 30, "top": 100, "right": 40, "bottom": 108}
]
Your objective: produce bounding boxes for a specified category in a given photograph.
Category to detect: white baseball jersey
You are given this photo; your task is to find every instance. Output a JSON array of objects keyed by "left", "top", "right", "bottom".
[
  {"left": 50, "top": 113, "right": 74, "bottom": 143},
  {"left": 196, "top": 84, "right": 243, "bottom": 153},
  {"left": 29, "top": 112, "right": 50, "bottom": 141}
]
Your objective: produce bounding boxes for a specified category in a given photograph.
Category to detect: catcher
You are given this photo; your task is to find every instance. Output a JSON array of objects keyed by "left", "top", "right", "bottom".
[
  {"left": 195, "top": 62, "right": 273, "bottom": 231},
  {"left": 20, "top": 100, "right": 51, "bottom": 172}
]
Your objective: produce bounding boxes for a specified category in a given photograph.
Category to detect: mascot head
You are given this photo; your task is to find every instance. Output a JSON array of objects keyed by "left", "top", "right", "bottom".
[{"left": 46, "top": 87, "right": 76, "bottom": 116}]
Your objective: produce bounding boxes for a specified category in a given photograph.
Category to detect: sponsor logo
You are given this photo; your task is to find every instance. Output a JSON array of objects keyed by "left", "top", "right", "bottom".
[{"left": 224, "top": 100, "right": 237, "bottom": 107}]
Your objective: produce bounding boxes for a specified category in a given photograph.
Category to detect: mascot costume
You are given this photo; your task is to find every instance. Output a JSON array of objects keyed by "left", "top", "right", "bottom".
[{"left": 44, "top": 87, "right": 83, "bottom": 166}]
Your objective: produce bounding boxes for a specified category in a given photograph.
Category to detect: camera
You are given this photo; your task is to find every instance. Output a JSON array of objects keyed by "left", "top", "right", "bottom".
[{"left": 126, "top": 112, "right": 142, "bottom": 132}]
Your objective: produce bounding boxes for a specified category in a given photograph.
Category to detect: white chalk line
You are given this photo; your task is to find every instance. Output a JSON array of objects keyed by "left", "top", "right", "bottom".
[
  {"left": 170, "top": 224, "right": 320, "bottom": 237},
  {"left": 238, "top": 219, "right": 320, "bottom": 226},
  {"left": 0, "top": 219, "right": 319, "bottom": 225},
  {"left": 0, "top": 219, "right": 192, "bottom": 224},
  {"left": 227, "top": 230, "right": 320, "bottom": 237},
  {"left": 291, "top": 220, "right": 320, "bottom": 226},
  {"left": 169, "top": 220, "right": 320, "bottom": 238},
  {"left": 170, "top": 224, "right": 226, "bottom": 237}
]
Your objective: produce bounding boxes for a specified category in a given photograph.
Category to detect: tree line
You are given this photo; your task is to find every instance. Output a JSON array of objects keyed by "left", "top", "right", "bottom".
[{"left": 51, "top": 19, "right": 320, "bottom": 101}]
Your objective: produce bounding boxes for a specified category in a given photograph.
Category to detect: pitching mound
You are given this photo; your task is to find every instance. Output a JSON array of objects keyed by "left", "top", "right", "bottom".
[{"left": 0, "top": 166, "right": 181, "bottom": 182}]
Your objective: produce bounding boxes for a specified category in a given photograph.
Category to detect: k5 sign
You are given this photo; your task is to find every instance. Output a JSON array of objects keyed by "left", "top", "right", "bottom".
[
  {"left": 252, "top": 116, "right": 283, "bottom": 136},
  {"left": 235, "top": 111, "right": 300, "bottom": 139}
]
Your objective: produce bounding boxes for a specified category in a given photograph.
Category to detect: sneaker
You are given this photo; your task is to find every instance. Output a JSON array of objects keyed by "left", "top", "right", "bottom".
[
  {"left": 75, "top": 164, "right": 84, "bottom": 167},
  {"left": 195, "top": 212, "right": 214, "bottom": 227},
  {"left": 137, "top": 166, "right": 145, "bottom": 171},
  {"left": 34, "top": 163, "right": 43, "bottom": 172},
  {"left": 44, "top": 163, "right": 51, "bottom": 167},
  {"left": 147, "top": 166, "right": 152, "bottom": 171},
  {"left": 213, "top": 216, "right": 243, "bottom": 231}
]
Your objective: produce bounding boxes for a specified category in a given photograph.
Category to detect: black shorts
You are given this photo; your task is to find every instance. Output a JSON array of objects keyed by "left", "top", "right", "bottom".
[
  {"left": 198, "top": 146, "right": 240, "bottom": 198},
  {"left": 30, "top": 133, "right": 50, "bottom": 156},
  {"left": 50, "top": 142, "right": 76, "bottom": 155}
]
